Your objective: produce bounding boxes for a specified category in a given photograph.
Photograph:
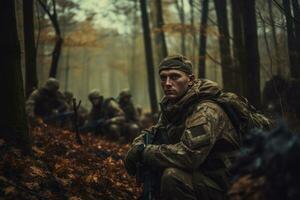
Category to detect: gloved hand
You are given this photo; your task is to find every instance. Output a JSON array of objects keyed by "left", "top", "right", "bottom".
[{"left": 124, "top": 134, "right": 146, "bottom": 176}]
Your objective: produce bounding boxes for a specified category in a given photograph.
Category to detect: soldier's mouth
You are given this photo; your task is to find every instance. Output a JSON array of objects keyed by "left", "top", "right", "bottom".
[{"left": 165, "top": 90, "right": 175, "bottom": 95}]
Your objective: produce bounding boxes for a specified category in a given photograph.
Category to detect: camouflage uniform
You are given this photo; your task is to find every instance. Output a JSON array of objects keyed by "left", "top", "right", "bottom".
[
  {"left": 87, "top": 89, "right": 125, "bottom": 140},
  {"left": 125, "top": 79, "right": 240, "bottom": 200},
  {"left": 26, "top": 78, "right": 68, "bottom": 122},
  {"left": 63, "top": 91, "right": 88, "bottom": 127},
  {"left": 118, "top": 89, "right": 140, "bottom": 142}
]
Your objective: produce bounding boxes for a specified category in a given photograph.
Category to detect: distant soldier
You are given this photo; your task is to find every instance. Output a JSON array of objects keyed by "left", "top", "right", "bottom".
[
  {"left": 63, "top": 91, "right": 88, "bottom": 127},
  {"left": 85, "top": 89, "right": 125, "bottom": 140},
  {"left": 118, "top": 89, "right": 140, "bottom": 142},
  {"left": 26, "top": 78, "right": 69, "bottom": 125}
]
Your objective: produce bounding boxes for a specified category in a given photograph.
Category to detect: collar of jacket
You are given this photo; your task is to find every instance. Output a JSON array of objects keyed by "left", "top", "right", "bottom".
[{"left": 160, "top": 79, "right": 222, "bottom": 124}]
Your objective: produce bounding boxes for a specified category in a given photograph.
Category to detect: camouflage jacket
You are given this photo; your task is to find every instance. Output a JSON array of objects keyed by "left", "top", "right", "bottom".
[
  {"left": 88, "top": 98, "right": 125, "bottom": 124},
  {"left": 26, "top": 88, "right": 68, "bottom": 118},
  {"left": 125, "top": 79, "right": 240, "bottom": 190},
  {"left": 119, "top": 100, "right": 139, "bottom": 123}
]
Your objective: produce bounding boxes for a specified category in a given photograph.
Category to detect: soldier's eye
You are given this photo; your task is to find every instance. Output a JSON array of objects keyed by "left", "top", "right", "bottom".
[
  {"left": 160, "top": 75, "right": 167, "bottom": 81},
  {"left": 170, "top": 75, "right": 180, "bottom": 80}
]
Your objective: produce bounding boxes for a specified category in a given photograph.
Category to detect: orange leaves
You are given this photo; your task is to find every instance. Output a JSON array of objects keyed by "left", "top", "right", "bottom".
[
  {"left": 29, "top": 166, "right": 47, "bottom": 178},
  {"left": 0, "top": 124, "right": 141, "bottom": 199},
  {"left": 3, "top": 186, "right": 15, "bottom": 195},
  {"left": 228, "top": 175, "right": 265, "bottom": 200}
]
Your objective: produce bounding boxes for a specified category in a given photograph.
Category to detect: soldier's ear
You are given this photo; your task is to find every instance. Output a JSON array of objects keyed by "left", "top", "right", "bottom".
[{"left": 188, "top": 74, "right": 195, "bottom": 86}]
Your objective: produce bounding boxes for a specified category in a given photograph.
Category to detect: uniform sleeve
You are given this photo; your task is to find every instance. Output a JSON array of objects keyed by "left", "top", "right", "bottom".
[
  {"left": 25, "top": 90, "right": 39, "bottom": 118},
  {"left": 108, "top": 100, "right": 125, "bottom": 123},
  {"left": 142, "top": 102, "right": 226, "bottom": 171}
]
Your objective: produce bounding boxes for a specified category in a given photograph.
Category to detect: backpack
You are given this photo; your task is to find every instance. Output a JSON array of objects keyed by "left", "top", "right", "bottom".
[{"left": 211, "top": 92, "right": 271, "bottom": 143}]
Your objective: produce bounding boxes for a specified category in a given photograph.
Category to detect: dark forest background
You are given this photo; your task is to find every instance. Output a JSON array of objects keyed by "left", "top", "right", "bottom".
[{"left": 1, "top": 0, "right": 300, "bottom": 180}]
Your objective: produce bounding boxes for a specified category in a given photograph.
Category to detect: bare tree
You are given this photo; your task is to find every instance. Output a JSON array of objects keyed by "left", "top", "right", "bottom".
[
  {"left": 198, "top": 0, "right": 209, "bottom": 78},
  {"left": 154, "top": 0, "right": 168, "bottom": 61},
  {"left": 241, "top": 0, "right": 261, "bottom": 107},
  {"left": 214, "top": 0, "right": 235, "bottom": 92},
  {"left": 175, "top": 0, "right": 186, "bottom": 55},
  {"left": 23, "top": 0, "right": 38, "bottom": 97},
  {"left": 189, "top": 0, "right": 197, "bottom": 64},
  {"left": 0, "top": 0, "right": 31, "bottom": 154},
  {"left": 38, "top": 0, "right": 63, "bottom": 78},
  {"left": 231, "top": 0, "right": 245, "bottom": 94},
  {"left": 267, "top": 0, "right": 281, "bottom": 72},
  {"left": 140, "top": 0, "right": 158, "bottom": 113}
]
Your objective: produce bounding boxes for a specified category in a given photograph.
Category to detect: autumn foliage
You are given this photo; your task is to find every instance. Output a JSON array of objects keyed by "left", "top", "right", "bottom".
[{"left": 0, "top": 124, "right": 141, "bottom": 200}]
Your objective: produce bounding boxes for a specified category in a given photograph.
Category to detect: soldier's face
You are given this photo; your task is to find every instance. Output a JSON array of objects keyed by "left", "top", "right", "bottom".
[
  {"left": 90, "top": 97, "right": 102, "bottom": 106},
  {"left": 159, "top": 69, "right": 194, "bottom": 102}
]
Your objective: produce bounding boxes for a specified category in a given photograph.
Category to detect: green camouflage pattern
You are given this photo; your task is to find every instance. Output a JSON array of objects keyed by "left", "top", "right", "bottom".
[{"left": 125, "top": 79, "right": 240, "bottom": 199}]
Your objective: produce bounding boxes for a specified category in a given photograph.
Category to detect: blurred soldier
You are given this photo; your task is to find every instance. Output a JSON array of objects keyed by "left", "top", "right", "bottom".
[
  {"left": 124, "top": 55, "right": 244, "bottom": 199},
  {"left": 118, "top": 89, "right": 140, "bottom": 142},
  {"left": 63, "top": 91, "right": 88, "bottom": 127},
  {"left": 26, "top": 78, "right": 69, "bottom": 125},
  {"left": 262, "top": 76, "right": 300, "bottom": 132},
  {"left": 84, "top": 89, "right": 125, "bottom": 140}
]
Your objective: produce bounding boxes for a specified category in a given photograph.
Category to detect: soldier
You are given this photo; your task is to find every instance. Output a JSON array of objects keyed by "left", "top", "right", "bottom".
[
  {"left": 26, "top": 78, "right": 69, "bottom": 125},
  {"left": 85, "top": 89, "right": 125, "bottom": 140},
  {"left": 118, "top": 89, "right": 140, "bottom": 142},
  {"left": 124, "top": 55, "right": 243, "bottom": 199},
  {"left": 63, "top": 91, "right": 88, "bottom": 127}
]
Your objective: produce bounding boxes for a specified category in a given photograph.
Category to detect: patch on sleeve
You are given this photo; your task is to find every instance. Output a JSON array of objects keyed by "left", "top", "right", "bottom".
[
  {"left": 181, "top": 129, "right": 211, "bottom": 150},
  {"left": 188, "top": 125, "right": 207, "bottom": 137},
  {"left": 185, "top": 112, "right": 208, "bottom": 128}
]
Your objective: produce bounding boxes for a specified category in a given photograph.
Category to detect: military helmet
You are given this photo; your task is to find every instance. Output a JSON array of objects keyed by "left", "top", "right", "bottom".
[
  {"left": 88, "top": 89, "right": 102, "bottom": 101},
  {"left": 119, "top": 89, "right": 131, "bottom": 99},
  {"left": 44, "top": 78, "right": 59, "bottom": 92}
]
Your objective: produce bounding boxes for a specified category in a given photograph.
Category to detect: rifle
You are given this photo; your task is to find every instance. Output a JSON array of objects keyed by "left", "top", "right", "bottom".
[
  {"left": 72, "top": 98, "right": 83, "bottom": 145},
  {"left": 136, "top": 132, "right": 156, "bottom": 200},
  {"left": 78, "top": 118, "right": 106, "bottom": 133},
  {"left": 43, "top": 111, "right": 74, "bottom": 123},
  {"left": 136, "top": 126, "right": 169, "bottom": 200}
]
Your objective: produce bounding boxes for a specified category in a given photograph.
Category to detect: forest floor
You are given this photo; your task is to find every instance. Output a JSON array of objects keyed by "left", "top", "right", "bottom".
[{"left": 0, "top": 124, "right": 141, "bottom": 200}]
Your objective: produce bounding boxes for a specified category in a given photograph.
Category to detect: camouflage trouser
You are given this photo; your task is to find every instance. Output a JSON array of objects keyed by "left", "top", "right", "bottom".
[
  {"left": 121, "top": 122, "right": 140, "bottom": 142},
  {"left": 160, "top": 168, "right": 226, "bottom": 200},
  {"left": 104, "top": 123, "right": 121, "bottom": 140}
]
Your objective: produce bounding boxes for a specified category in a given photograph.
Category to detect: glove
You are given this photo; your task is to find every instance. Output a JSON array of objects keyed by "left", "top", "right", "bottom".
[{"left": 124, "top": 142, "right": 146, "bottom": 176}]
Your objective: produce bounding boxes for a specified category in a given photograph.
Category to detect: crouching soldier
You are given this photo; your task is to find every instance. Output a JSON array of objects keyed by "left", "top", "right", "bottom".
[
  {"left": 64, "top": 91, "right": 88, "bottom": 127},
  {"left": 118, "top": 89, "right": 140, "bottom": 142},
  {"left": 124, "top": 55, "right": 242, "bottom": 199},
  {"left": 26, "top": 78, "right": 70, "bottom": 126},
  {"left": 84, "top": 89, "right": 125, "bottom": 141}
]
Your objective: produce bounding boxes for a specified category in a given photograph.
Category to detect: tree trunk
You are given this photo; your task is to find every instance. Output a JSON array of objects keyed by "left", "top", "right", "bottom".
[
  {"left": 154, "top": 0, "right": 168, "bottom": 61},
  {"left": 38, "top": 0, "right": 63, "bottom": 78},
  {"left": 283, "top": 0, "right": 299, "bottom": 78},
  {"left": 198, "top": 0, "right": 209, "bottom": 78},
  {"left": 0, "top": 0, "right": 31, "bottom": 154},
  {"left": 267, "top": 0, "right": 281, "bottom": 73},
  {"left": 231, "top": 0, "right": 245, "bottom": 94},
  {"left": 189, "top": 0, "right": 197, "bottom": 65},
  {"left": 241, "top": 0, "right": 261, "bottom": 108},
  {"left": 49, "top": 36, "right": 63, "bottom": 77},
  {"left": 214, "top": 0, "right": 235, "bottom": 92},
  {"left": 140, "top": 0, "right": 158, "bottom": 113},
  {"left": 23, "top": 0, "right": 38, "bottom": 97},
  {"left": 175, "top": 0, "right": 186, "bottom": 55},
  {"left": 292, "top": 0, "right": 300, "bottom": 76}
]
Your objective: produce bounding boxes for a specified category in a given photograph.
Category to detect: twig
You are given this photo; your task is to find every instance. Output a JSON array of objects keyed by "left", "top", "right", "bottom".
[{"left": 72, "top": 98, "right": 83, "bottom": 145}]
